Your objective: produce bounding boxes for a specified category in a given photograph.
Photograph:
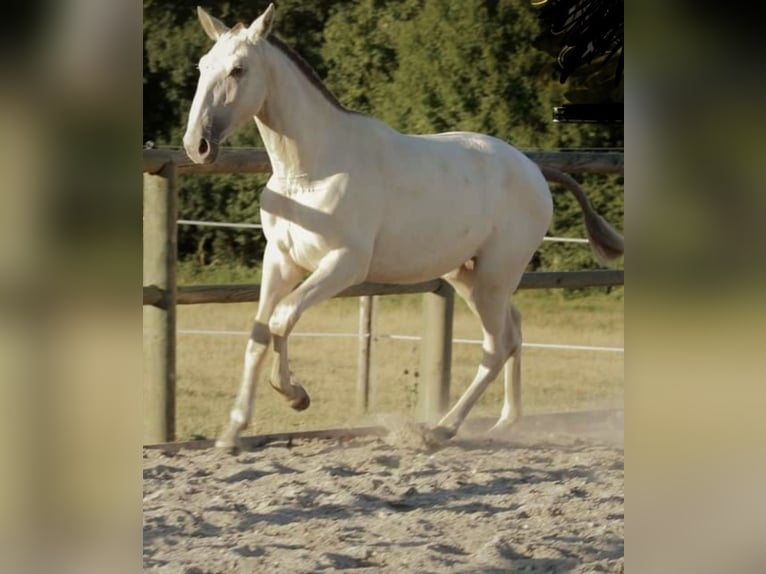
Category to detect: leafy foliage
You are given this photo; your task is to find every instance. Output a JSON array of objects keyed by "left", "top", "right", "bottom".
[{"left": 143, "top": 0, "right": 623, "bottom": 274}]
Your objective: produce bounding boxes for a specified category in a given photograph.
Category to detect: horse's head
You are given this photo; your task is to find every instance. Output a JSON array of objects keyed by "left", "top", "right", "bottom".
[{"left": 183, "top": 4, "right": 275, "bottom": 164}]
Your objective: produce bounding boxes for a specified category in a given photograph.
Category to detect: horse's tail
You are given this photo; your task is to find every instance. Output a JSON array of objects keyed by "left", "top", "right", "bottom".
[{"left": 540, "top": 166, "right": 624, "bottom": 267}]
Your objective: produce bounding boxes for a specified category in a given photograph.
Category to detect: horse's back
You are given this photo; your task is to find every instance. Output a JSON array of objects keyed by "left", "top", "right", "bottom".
[
  {"left": 354, "top": 126, "right": 552, "bottom": 283},
  {"left": 415, "top": 130, "right": 554, "bottom": 242}
]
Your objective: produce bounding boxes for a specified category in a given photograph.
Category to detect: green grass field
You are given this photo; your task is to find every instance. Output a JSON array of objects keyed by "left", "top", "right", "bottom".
[{"left": 174, "top": 283, "right": 623, "bottom": 441}]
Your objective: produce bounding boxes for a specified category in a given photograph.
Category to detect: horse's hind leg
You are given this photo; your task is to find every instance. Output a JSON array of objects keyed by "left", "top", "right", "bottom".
[
  {"left": 489, "top": 304, "right": 523, "bottom": 433},
  {"left": 434, "top": 263, "right": 520, "bottom": 439},
  {"left": 216, "top": 242, "right": 302, "bottom": 449}
]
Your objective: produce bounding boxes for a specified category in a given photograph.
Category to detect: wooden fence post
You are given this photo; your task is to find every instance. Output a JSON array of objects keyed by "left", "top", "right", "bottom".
[
  {"left": 143, "top": 163, "right": 177, "bottom": 443},
  {"left": 356, "top": 295, "right": 376, "bottom": 413},
  {"left": 418, "top": 281, "right": 454, "bottom": 423}
]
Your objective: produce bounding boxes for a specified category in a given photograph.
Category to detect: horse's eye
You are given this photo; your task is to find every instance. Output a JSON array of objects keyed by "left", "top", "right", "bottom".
[{"left": 229, "top": 66, "right": 245, "bottom": 78}]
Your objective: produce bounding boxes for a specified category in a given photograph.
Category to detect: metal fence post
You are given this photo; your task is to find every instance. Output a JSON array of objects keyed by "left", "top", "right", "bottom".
[
  {"left": 143, "top": 163, "right": 177, "bottom": 443},
  {"left": 418, "top": 281, "right": 454, "bottom": 423}
]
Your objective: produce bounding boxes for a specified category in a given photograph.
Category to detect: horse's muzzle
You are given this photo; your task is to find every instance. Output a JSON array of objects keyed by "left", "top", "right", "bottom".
[{"left": 184, "top": 135, "right": 219, "bottom": 164}]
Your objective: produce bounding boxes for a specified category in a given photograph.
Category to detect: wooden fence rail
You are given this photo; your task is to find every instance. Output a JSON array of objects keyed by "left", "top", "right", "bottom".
[
  {"left": 142, "top": 147, "right": 624, "bottom": 444},
  {"left": 143, "top": 147, "right": 624, "bottom": 176},
  {"left": 143, "top": 270, "right": 623, "bottom": 307}
]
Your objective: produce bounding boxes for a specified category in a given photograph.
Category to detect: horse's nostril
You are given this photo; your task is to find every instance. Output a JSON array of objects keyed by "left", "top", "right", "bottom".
[{"left": 198, "top": 138, "right": 209, "bottom": 156}]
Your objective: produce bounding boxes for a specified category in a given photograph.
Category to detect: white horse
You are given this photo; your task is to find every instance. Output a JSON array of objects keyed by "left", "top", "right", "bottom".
[{"left": 183, "top": 5, "right": 623, "bottom": 449}]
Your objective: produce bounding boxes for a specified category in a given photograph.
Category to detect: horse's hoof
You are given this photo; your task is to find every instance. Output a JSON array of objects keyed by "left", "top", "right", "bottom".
[
  {"left": 485, "top": 425, "right": 510, "bottom": 440},
  {"left": 215, "top": 434, "right": 243, "bottom": 454},
  {"left": 289, "top": 385, "right": 311, "bottom": 411},
  {"left": 428, "top": 425, "right": 457, "bottom": 443},
  {"left": 487, "top": 414, "right": 521, "bottom": 437}
]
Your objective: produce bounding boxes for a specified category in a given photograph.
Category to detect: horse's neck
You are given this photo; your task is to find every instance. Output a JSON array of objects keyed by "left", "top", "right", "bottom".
[{"left": 254, "top": 44, "right": 344, "bottom": 180}]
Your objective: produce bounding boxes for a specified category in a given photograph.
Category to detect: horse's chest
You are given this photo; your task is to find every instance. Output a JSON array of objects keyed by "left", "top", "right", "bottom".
[
  {"left": 260, "top": 182, "right": 347, "bottom": 272},
  {"left": 267, "top": 217, "right": 328, "bottom": 272}
]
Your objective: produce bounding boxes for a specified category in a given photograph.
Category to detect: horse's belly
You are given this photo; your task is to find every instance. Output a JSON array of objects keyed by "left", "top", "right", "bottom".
[{"left": 366, "top": 223, "right": 489, "bottom": 283}]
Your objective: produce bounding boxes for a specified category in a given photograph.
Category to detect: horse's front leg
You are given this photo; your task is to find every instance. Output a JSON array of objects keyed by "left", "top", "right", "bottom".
[
  {"left": 268, "top": 334, "right": 310, "bottom": 411},
  {"left": 216, "top": 242, "right": 302, "bottom": 449},
  {"left": 265, "top": 247, "right": 370, "bottom": 406}
]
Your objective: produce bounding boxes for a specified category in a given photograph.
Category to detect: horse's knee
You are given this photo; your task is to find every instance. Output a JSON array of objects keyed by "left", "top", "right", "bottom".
[
  {"left": 244, "top": 322, "right": 272, "bottom": 366},
  {"left": 250, "top": 321, "right": 271, "bottom": 346},
  {"left": 269, "top": 300, "right": 299, "bottom": 336}
]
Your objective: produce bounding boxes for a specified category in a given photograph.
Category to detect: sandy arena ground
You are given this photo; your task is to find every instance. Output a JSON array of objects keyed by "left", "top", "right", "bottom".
[{"left": 144, "top": 411, "right": 623, "bottom": 573}]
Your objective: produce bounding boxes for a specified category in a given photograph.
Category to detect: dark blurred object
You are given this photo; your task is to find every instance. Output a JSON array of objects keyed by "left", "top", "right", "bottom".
[
  {"left": 553, "top": 103, "right": 622, "bottom": 123},
  {"left": 533, "top": 0, "right": 623, "bottom": 123},
  {"left": 534, "top": 0, "right": 623, "bottom": 85}
]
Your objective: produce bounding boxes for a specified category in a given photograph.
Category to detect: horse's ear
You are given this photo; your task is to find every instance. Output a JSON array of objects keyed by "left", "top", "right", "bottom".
[
  {"left": 248, "top": 3, "right": 275, "bottom": 41},
  {"left": 197, "top": 6, "right": 229, "bottom": 41}
]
